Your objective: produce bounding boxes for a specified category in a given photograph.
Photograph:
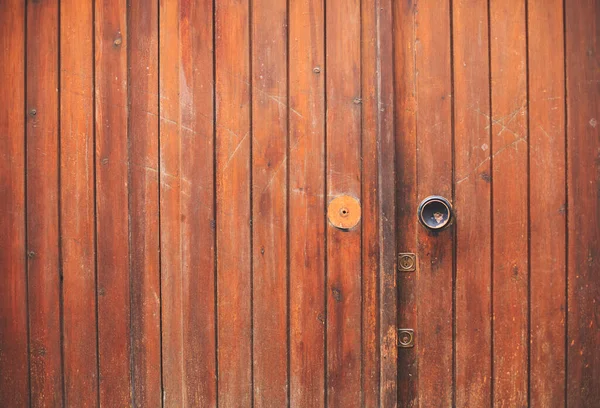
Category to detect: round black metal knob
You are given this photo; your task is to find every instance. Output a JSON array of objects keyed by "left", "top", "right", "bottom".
[{"left": 418, "top": 195, "right": 453, "bottom": 231}]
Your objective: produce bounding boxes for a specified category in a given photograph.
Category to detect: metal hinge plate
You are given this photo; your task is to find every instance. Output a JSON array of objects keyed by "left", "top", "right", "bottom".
[
  {"left": 398, "top": 253, "right": 416, "bottom": 272},
  {"left": 398, "top": 329, "right": 415, "bottom": 348}
]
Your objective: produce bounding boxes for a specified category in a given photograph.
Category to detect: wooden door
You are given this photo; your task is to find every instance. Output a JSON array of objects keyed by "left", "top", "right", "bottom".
[{"left": 0, "top": 1, "right": 598, "bottom": 407}]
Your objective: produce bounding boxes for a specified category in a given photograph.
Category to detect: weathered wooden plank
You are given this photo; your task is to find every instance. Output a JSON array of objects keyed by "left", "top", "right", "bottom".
[
  {"left": 375, "top": 1, "right": 397, "bottom": 406},
  {"left": 60, "top": 0, "right": 98, "bottom": 405},
  {"left": 26, "top": 0, "right": 63, "bottom": 405},
  {"left": 452, "top": 0, "right": 492, "bottom": 406},
  {"left": 288, "top": 0, "right": 326, "bottom": 405},
  {"left": 528, "top": 0, "right": 567, "bottom": 406},
  {"left": 566, "top": 0, "right": 600, "bottom": 405},
  {"left": 325, "top": 0, "right": 362, "bottom": 406},
  {"left": 360, "top": 0, "right": 381, "bottom": 405},
  {"left": 95, "top": 0, "right": 132, "bottom": 404},
  {"left": 179, "top": 0, "right": 217, "bottom": 405},
  {"left": 414, "top": 1, "right": 454, "bottom": 405},
  {"left": 0, "top": 1, "right": 28, "bottom": 406},
  {"left": 215, "top": 0, "right": 252, "bottom": 405},
  {"left": 251, "top": 0, "right": 289, "bottom": 405},
  {"left": 129, "top": 0, "right": 161, "bottom": 405},
  {"left": 489, "top": 1, "right": 529, "bottom": 405},
  {"left": 159, "top": 0, "right": 184, "bottom": 404},
  {"left": 393, "top": 0, "right": 418, "bottom": 405}
]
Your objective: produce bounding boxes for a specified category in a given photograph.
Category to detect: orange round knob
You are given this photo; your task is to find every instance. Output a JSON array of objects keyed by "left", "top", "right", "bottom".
[{"left": 327, "top": 195, "right": 361, "bottom": 230}]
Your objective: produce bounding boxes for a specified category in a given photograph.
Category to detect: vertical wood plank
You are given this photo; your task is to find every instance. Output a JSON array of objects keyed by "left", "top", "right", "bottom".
[
  {"left": 0, "top": 1, "right": 28, "bottom": 406},
  {"left": 60, "top": 0, "right": 98, "bottom": 405},
  {"left": 452, "top": 0, "right": 492, "bottom": 406},
  {"left": 375, "top": 1, "right": 397, "bottom": 406},
  {"left": 288, "top": 0, "right": 326, "bottom": 405},
  {"left": 393, "top": 0, "right": 418, "bottom": 405},
  {"left": 215, "top": 0, "right": 252, "bottom": 405},
  {"left": 129, "top": 0, "right": 161, "bottom": 405},
  {"left": 489, "top": 1, "right": 529, "bottom": 405},
  {"left": 251, "top": 0, "right": 288, "bottom": 405},
  {"left": 360, "top": 0, "right": 381, "bottom": 404},
  {"left": 325, "top": 0, "right": 362, "bottom": 406},
  {"left": 26, "top": 0, "right": 63, "bottom": 405},
  {"left": 95, "top": 0, "right": 132, "bottom": 404},
  {"left": 566, "top": 0, "right": 600, "bottom": 405},
  {"left": 414, "top": 1, "right": 454, "bottom": 406},
  {"left": 159, "top": 0, "right": 184, "bottom": 404},
  {"left": 528, "top": 0, "right": 567, "bottom": 406},
  {"left": 180, "top": 0, "right": 217, "bottom": 405}
]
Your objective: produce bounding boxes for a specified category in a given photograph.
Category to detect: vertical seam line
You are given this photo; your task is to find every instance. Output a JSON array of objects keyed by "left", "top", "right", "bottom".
[
  {"left": 92, "top": 0, "right": 101, "bottom": 403},
  {"left": 487, "top": 0, "right": 494, "bottom": 404},
  {"left": 125, "top": 0, "right": 135, "bottom": 404},
  {"left": 323, "top": 0, "right": 329, "bottom": 405},
  {"left": 24, "top": 1, "right": 32, "bottom": 405},
  {"left": 285, "top": 0, "right": 291, "bottom": 405},
  {"left": 525, "top": 1, "right": 532, "bottom": 405},
  {"left": 562, "top": 0, "right": 569, "bottom": 405},
  {"left": 212, "top": 0, "right": 219, "bottom": 405},
  {"left": 157, "top": 0, "right": 164, "bottom": 404},
  {"left": 57, "top": 0, "right": 66, "bottom": 403},
  {"left": 448, "top": 1, "right": 457, "bottom": 406},
  {"left": 249, "top": 0, "right": 254, "bottom": 404}
]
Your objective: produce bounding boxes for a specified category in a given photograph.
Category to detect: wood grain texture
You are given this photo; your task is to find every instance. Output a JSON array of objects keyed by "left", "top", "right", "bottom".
[
  {"left": 0, "top": 1, "right": 28, "bottom": 406},
  {"left": 179, "top": 0, "right": 217, "bottom": 405},
  {"left": 452, "top": 0, "right": 492, "bottom": 406},
  {"left": 288, "top": 0, "right": 326, "bottom": 405},
  {"left": 159, "top": 0, "right": 184, "bottom": 404},
  {"left": 361, "top": 0, "right": 381, "bottom": 402},
  {"left": 95, "top": 0, "right": 132, "bottom": 404},
  {"left": 60, "top": 0, "right": 98, "bottom": 405},
  {"left": 414, "top": 1, "right": 454, "bottom": 406},
  {"left": 1, "top": 3, "right": 597, "bottom": 406},
  {"left": 26, "top": 0, "right": 63, "bottom": 405},
  {"left": 393, "top": 0, "right": 418, "bottom": 405},
  {"left": 489, "top": 0, "right": 529, "bottom": 405},
  {"left": 251, "top": 0, "right": 289, "bottom": 405},
  {"left": 325, "top": 0, "right": 362, "bottom": 406},
  {"left": 215, "top": 0, "right": 252, "bottom": 405},
  {"left": 528, "top": 0, "right": 567, "bottom": 406},
  {"left": 369, "top": 0, "right": 398, "bottom": 406},
  {"left": 129, "top": 0, "right": 161, "bottom": 405},
  {"left": 566, "top": 0, "right": 600, "bottom": 405}
]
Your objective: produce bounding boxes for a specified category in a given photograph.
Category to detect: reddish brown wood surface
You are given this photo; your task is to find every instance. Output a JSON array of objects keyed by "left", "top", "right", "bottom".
[
  {"left": 26, "top": 1, "right": 63, "bottom": 406},
  {"left": 95, "top": 0, "right": 132, "bottom": 405},
  {"left": 179, "top": 0, "right": 217, "bottom": 405},
  {"left": 528, "top": 0, "right": 567, "bottom": 406},
  {"left": 361, "top": 0, "right": 381, "bottom": 405},
  {"left": 566, "top": 0, "right": 600, "bottom": 405},
  {"left": 0, "top": 2, "right": 598, "bottom": 407},
  {"left": 60, "top": 0, "right": 98, "bottom": 405},
  {"left": 414, "top": 1, "right": 454, "bottom": 406},
  {"left": 453, "top": 0, "right": 492, "bottom": 406},
  {"left": 394, "top": 1, "right": 419, "bottom": 405},
  {"left": 288, "top": 0, "right": 326, "bottom": 405},
  {"left": 490, "top": 1, "right": 529, "bottom": 405},
  {"left": 159, "top": 0, "right": 184, "bottom": 404},
  {"left": 325, "top": 0, "right": 363, "bottom": 406},
  {"left": 251, "top": 0, "right": 289, "bottom": 405},
  {"left": 215, "top": 0, "right": 252, "bottom": 405},
  {"left": 129, "top": 0, "right": 161, "bottom": 405},
  {"left": 0, "top": 1, "right": 28, "bottom": 406},
  {"left": 370, "top": 0, "right": 398, "bottom": 406}
]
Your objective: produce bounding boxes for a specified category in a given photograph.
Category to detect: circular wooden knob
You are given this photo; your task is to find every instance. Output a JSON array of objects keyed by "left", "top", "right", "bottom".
[{"left": 327, "top": 195, "right": 361, "bottom": 230}]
